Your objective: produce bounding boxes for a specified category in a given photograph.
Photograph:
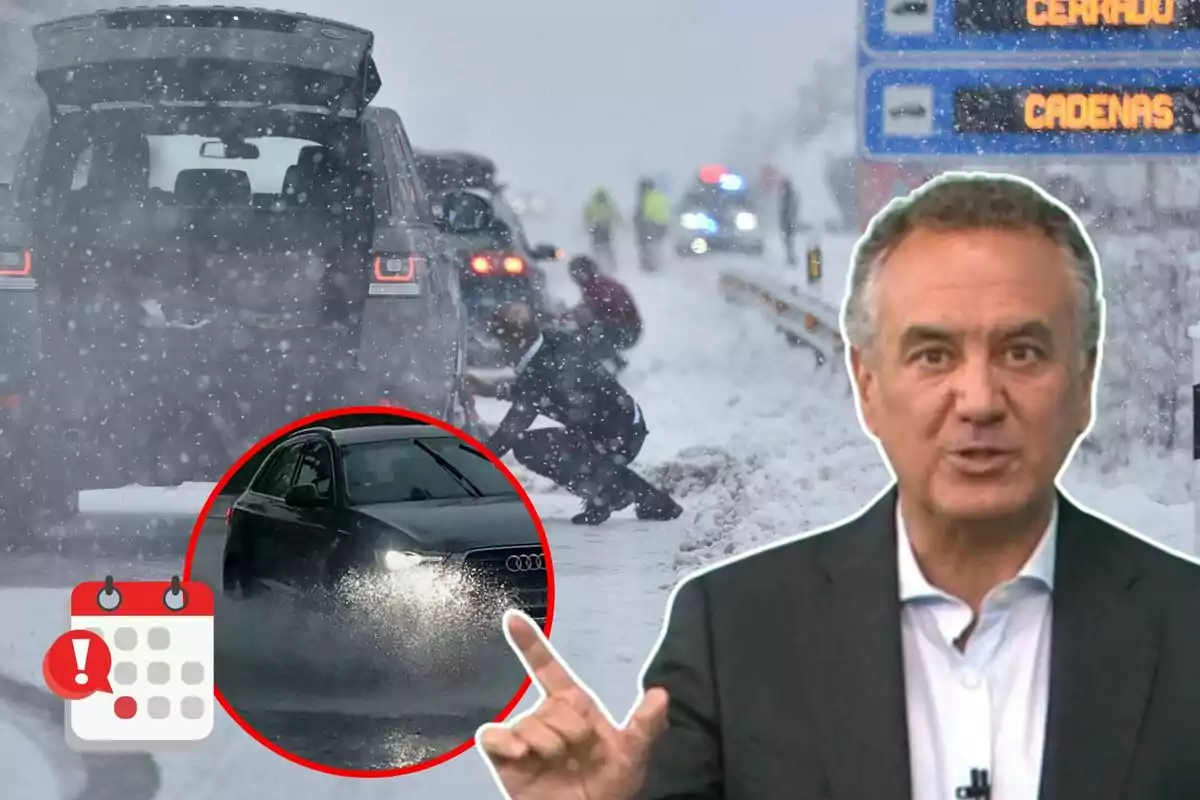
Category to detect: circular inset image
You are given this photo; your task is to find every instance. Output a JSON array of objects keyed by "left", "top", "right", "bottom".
[{"left": 182, "top": 405, "right": 554, "bottom": 777}]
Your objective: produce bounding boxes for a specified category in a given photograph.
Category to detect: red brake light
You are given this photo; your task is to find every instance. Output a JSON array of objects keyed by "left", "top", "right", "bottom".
[
  {"left": 225, "top": 506, "right": 233, "bottom": 526},
  {"left": 470, "top": 252, "right": 525, "bottom": 276},
  {"left": 0, "top": 249, "right": 31, "bottom": 277},
  {"left": 373, "top": 253, "right": 426, "bottom": 283}
]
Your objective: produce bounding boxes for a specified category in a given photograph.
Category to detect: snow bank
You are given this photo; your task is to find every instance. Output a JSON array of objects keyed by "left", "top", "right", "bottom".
[{"left": 596, "top": 259, "right": 1198, "bottom": 574}]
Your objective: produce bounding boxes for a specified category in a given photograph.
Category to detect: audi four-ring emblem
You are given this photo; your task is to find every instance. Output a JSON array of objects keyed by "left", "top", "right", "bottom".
[{"left": 505, "top": 554, "right": 544, "bottom": 572}]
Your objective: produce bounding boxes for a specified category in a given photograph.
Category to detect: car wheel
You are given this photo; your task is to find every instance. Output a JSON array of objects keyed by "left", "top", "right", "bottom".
[
  {"left": 0, "top": 423, "right": 47, "bottom": 543},
  {"left": 318, "top": 554, "right": 357, "bottom": 598},
  {"left": 0, "top": 486, "right": 35, "bottom": 544},
  {"left": 221, "top": 554, "right": 243, "bottom": 598},
  {"left": 222, "top": 553, "right": 262, "bottom": 600}
]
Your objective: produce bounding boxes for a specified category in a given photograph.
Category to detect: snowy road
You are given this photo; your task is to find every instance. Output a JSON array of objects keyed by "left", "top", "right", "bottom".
[{"left": 1, "top": 256, "right": 1196, "bottom": 797}]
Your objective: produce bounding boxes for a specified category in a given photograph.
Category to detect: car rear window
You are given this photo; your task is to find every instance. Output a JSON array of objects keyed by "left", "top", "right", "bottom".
[
  {"left": 341, "top": 437, "right": 516, "bottom": 505},
  {"left": 65, "top": 134, "right": 324, "bottom": 208},
  {"left": 33, "top": 117, "right": 361, "bottom": 217},
  {"left": 147, "top": 135, "right": 315, "bottom": 196}
]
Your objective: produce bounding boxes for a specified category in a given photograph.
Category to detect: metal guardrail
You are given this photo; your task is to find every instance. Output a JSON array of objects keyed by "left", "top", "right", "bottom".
[{"left": 718, "top": 269, "right": 846, "bottom": 367}]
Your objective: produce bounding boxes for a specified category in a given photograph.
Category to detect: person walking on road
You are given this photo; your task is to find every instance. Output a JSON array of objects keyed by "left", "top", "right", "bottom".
[
  {"left": 779, "top": 176, "right": 800, "bottom": 266},
  {"left": 466, "top": 303, "right": 681, "bottom": 526},
  {"left": 634, "top": 177, "right": 670, "bottom": 272},
  {"left": 584, "top": 186, "right": 621, "bottom": 270}
]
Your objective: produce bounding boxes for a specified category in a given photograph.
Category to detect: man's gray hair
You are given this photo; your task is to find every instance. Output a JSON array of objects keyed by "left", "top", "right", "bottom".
[{"left": 842, "top": 171, "right": 1105, "bottom": 355}]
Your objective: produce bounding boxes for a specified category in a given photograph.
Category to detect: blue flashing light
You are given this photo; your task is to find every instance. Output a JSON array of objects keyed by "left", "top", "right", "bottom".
[{"left": 718, "top": 173, "right": 745, "bottom": 191}]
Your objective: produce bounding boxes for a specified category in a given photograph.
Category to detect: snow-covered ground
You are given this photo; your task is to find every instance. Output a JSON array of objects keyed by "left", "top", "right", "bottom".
[{"left": 1, "top": 254, "right": 1196, "bottom": 797}]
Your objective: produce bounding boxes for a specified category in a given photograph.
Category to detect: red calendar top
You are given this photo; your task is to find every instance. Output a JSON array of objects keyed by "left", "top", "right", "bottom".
[{"left": 70, "top": 576, "right": 214, "bottom": 617}]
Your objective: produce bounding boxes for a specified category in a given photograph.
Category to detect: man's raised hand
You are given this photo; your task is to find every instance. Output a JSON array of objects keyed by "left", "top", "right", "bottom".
[{"left": 477, "top": 610, "right": 669, "bottom": 800}]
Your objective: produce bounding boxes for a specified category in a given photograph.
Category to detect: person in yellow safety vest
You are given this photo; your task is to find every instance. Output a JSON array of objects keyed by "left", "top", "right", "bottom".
[
  {"left": 634, "top": 177, "right": 670, "bottom": 271},
  {"left": 584, "top": 187, "right": 621, "bottom": 267}
]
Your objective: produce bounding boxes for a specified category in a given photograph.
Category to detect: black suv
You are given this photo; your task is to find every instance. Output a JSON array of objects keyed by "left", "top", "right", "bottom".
[
  {"left": 0, "top": 7, "right": 494, "bottom": 535},
  {"left": 223, "top": 424, "right": 550, "bottom": 627},
  {"left": 414, "top": 149, "right": 564, "bottom": 367}
]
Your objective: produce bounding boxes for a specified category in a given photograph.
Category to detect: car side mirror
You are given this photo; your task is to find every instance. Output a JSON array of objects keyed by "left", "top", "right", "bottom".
[
  {"left": 436, "top": 190, "right": 494, "bottom": 234},
  {"left": 284, "top": 484, "right": 326, "bottom": 508},
  {"left": 530, "top": 243, "right": 561, "bottom": 261}
]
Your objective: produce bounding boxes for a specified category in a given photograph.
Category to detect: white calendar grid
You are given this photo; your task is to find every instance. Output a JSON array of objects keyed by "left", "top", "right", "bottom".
[{"left": 65, "top": 578, "right": 215, "bottom": 753}]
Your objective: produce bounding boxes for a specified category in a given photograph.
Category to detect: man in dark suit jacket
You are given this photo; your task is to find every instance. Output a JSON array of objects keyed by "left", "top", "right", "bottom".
[
  {"left": 638, "top": 487, "right": 1200, "bottom": 799},
  {"left": 476, "top": 173, "right": 1200, "bottom": 799}
]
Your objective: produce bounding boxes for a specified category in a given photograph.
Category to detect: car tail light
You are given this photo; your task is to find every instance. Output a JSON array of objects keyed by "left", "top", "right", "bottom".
[
  {"left": 372, "top": 253, "right": 427, "bottom": 283},
  {"left": 0, "top": 249, "right": 31, "bottom": 277},
  {"left": 469, "top": 252, "right": 525, "bottom": 276}
]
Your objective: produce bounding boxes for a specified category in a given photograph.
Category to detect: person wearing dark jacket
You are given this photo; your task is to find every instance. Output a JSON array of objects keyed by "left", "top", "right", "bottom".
[
  {"left": 563, "top": 255, "right": 642, "bottom": 372},
  {"left": 779, "top": 177, "right": 800, "bottom": 265},
  {"left": 466, "top": 303, "right": 682, "bottom": 526}
]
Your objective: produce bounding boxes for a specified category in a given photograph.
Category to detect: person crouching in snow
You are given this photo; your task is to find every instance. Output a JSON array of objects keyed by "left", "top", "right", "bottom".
[{"left": 465, "top": 302, "right": 682, "bottom": 526}]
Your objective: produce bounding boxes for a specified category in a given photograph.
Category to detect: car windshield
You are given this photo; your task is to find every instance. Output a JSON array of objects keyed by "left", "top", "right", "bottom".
[
  {"left": 341, "top": 436, "right": 516, "bottom": 505},
  {"left": 682, "top": 186, "right": 755, "bottom": 215}
]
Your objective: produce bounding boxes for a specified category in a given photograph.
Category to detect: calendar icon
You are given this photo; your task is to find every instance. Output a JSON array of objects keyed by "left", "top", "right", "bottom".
[{"left": 63, "top": 575, "right": 215, "bottom": 752}]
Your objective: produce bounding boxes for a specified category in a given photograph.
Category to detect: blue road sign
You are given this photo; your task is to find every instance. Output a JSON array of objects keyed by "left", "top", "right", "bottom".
[
  {"left": 860, "top": 64, "right": 1200, "bottom": 159},
  {"left": 862, "top": 0, "right": 1200, "bottom": 57}
]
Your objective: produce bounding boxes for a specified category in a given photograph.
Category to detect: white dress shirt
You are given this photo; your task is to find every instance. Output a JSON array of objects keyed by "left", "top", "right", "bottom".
[{"left": 898, "top": 503, "right": 1057, "bottom": 800}]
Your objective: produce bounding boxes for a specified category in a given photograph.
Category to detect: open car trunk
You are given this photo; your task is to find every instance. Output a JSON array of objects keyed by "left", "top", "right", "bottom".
[
  {"left": 33, "top": 6, "right": 381, "bottom": 115},
  {"left": 21, "top": 8, "right": 390, "bottom": 460},
  {"left": 27, "top": 5, "right": 385, "bottom": 343}
]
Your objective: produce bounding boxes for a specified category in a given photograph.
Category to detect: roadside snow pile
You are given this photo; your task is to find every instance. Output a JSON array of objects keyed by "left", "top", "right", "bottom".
[{"left": 591, "top": 266, "right": 888, "bottom": 575}]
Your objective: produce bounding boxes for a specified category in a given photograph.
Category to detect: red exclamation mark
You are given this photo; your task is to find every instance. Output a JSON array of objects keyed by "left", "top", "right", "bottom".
[{"left": 72, "top": 638, "right": 89, "bottom": 686}]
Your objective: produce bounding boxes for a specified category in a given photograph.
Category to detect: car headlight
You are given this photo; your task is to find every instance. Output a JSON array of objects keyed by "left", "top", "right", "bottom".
[
  {"left": 735, "top": 212, "right": 758, "bottom": 231},
  {"left": 680, "top": 212, "right": 716, "bottom": 232},
  {"left": 382, "top": 550, "right": 444, "bottom": 571}
]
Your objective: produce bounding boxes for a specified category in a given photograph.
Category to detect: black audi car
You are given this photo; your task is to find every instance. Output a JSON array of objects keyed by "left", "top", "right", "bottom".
[{"left": 222, "top": 424, "right": 550, "bottom": 626}]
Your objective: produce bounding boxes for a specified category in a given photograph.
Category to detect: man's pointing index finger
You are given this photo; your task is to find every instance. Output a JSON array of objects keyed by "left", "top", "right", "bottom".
[{"left": 505, "top": 610, "right": 582, "bottom": 696}]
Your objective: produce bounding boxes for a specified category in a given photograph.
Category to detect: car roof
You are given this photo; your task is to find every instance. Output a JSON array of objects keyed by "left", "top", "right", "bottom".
[
  {"left": 324, "top": 424, "right": 458, "bottom": 445},
  {"left": 417, "top": 149, "right": 495, "bottom": 168},
  {"left": 415, "top": 149, "right": 498, "bottom": 190}
]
